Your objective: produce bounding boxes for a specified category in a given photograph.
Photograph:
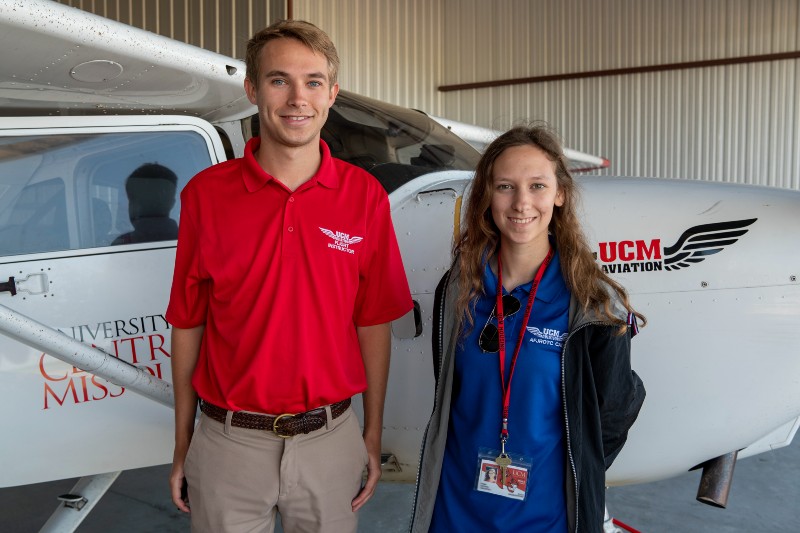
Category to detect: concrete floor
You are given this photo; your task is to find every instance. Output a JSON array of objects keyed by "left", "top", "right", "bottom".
[{"left": 1, "top": 440, "right": 797, "bottom": 532}]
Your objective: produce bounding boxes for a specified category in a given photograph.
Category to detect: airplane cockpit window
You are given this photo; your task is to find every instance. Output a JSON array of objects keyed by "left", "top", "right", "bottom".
[
  {"left": 246, "top": 91, "right": 480, "bottom": 194},
  {"left": 323, "top": 93, "right": 479, "bottom": 193},
  {"left": 0, "top": 131, "right": 212, "bottom": 258}
]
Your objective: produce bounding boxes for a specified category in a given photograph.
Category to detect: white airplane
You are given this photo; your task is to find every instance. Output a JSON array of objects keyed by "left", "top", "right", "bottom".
[{"left": 1, "top": 1, "right": 799, "bottom": 531}]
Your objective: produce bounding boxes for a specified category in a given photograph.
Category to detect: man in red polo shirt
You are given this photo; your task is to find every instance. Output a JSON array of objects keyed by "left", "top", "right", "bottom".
[{"left": 166, "top": 19, "right": 413, "bottom": 533}]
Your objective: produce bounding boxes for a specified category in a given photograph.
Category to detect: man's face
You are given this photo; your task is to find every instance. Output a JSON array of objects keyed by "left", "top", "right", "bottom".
[{"left": 245, "top": 38, "right": 339, "bottom": 150}]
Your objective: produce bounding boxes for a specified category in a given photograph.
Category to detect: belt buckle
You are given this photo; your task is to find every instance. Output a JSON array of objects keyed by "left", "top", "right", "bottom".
[{"left": 272, "top": 413, "right": 295, "bottom": 438}]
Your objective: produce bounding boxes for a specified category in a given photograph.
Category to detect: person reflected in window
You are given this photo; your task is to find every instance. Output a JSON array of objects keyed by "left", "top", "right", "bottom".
[{"left": 112, "top": 163, "right": 178, "bottom": 245}]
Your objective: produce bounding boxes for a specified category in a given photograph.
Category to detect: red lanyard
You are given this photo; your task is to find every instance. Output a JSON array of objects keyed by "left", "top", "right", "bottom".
[{"left": 496, "top": 246, "right": 553, "bottom": 442}]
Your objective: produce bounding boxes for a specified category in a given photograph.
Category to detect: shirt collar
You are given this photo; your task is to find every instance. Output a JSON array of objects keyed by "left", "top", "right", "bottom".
[
  {"left": 241, "top": 137, "right": 339, "bottom": 192},
  {"left": 483, "top": 247, "right": 564, "bottom": 304}
]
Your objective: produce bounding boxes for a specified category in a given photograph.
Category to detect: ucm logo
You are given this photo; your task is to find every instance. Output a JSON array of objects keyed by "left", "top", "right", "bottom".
[{"left": 595, "top": 218, "right": 757, "bottom": 273}]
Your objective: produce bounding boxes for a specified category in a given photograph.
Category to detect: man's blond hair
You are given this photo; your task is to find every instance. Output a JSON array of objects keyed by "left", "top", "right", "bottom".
[{"left": 246, "top": 19, "right": 340, "bottom": 86}]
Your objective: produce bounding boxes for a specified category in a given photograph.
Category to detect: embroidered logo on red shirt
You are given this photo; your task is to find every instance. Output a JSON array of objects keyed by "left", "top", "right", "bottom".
[{"left": 319, "top": 227, "right": 363, "bottom": 255}]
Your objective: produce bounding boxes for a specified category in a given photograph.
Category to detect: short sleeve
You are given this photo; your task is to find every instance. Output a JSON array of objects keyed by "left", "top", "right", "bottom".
[
  {"left": 353, "top": 193, "right": 413, "bottom": 326},
  {"left": 165, "top": 184, "right": 210, "bottom": 328}
]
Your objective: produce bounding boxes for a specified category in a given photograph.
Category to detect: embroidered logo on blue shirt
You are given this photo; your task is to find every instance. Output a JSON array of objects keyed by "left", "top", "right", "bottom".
[{"left": 526, "top": 326, "right": 567, "bottom": 348}]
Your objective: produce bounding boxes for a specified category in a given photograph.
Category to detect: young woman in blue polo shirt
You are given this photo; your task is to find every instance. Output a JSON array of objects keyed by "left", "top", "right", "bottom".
[{"left": 410, "top": 125, "right": 646, "bottom": 532}]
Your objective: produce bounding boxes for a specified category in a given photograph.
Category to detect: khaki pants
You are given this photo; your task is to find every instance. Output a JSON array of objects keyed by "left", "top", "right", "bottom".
[{"left": 184, "top": 406, "right": 368, "bottom": 533}]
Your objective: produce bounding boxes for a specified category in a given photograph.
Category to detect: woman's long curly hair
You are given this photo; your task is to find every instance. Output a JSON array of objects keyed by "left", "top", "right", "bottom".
[{"left": 454, "top": 124, "right": 645, "bottom": 335}]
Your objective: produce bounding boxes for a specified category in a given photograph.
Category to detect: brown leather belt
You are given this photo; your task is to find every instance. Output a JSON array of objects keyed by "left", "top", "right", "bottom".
[{"left": 200, "top": 398, "right": 351, "bottom": 438}]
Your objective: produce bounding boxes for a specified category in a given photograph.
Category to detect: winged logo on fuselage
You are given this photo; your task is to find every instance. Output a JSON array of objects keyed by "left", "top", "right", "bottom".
[{"left": 662, "top": 218, "right": 757, "bottom": 271}]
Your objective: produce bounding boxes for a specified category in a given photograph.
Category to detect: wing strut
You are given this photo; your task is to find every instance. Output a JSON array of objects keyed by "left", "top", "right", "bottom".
[
  {"left": 0, "top": 303, "right": 173, "bottom": 408},
  {"left": 39, "top": 472, "right": 121, "bottom": 533}
]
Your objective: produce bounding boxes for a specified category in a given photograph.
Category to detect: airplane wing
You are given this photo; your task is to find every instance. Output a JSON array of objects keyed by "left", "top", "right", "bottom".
[
  {"left": 429, "top": 115, "right": 611, "bottom": 172},
  {"left": 0, "top": 0, "right": 253, "bottom": 122}
]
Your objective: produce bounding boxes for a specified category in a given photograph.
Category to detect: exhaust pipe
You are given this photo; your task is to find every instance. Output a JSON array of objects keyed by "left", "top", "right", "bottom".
[{"left": 696, "top": 451, "right": 738, "bottom": 508}]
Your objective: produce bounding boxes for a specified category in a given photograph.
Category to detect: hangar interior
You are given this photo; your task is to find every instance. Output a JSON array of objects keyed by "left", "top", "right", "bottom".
[{"left": 56, "top": 0, "right": 800, "bottom": 189}]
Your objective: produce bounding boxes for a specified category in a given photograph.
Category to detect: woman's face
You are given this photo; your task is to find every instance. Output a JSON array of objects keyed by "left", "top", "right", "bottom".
[
  {"left": 487, "top": 468, "right": 496, "bottom": 480},
  {"left": 490, "top": 144, "right": 563, "bottom": 253}
]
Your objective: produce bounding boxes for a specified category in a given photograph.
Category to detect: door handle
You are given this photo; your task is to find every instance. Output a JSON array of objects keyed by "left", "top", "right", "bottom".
[
  {"left": 16, "top": 273, "right": 50, "bottom": 295},
  {"left": 0, "top": 276, "right": 16, "bottom": 296},
  {"left": 0, "top": 273, "right": 50, "bottom": 296}
]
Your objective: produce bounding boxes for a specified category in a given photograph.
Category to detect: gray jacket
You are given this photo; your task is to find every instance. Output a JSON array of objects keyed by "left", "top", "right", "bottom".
[{"left": 410, "top": 265, "right": 645, "bottom": 533}]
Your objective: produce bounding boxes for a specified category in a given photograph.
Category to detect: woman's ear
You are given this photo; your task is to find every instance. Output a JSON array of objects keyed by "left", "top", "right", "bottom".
[{"left": 555, "top": 188, "right": 565, "bottom": 207}]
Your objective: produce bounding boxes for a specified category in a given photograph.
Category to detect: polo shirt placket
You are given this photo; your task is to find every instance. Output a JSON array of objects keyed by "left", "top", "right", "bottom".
[{"left": 278, "top": 187, "right": 306, "bottom": 266}]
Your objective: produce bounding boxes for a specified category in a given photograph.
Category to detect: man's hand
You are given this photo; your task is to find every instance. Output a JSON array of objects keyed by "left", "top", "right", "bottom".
[
  {"left": 351, "top": 323, "right": 391, "bottom": 512},
  {"left": 351, "top": 431, "right": 382, "bottom": 511},
  {"left": 169, "top": 457, "right": 190, "bottom": 513},
  {"left": 169, "top": 326, "right": 203, "bottom": 514}
]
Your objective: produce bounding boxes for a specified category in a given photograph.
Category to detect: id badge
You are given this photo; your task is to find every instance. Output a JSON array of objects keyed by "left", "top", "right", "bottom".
[{"left": 474, "top": 447, "right": 531, "bottom": 501}]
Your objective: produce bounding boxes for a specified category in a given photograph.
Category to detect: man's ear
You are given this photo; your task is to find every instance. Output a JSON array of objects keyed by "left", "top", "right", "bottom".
[
  {"left": 245, "top": 77, "right": 257, "bottom": 105},
  {"left": 328, "top": 82, "right": 339, "bottom": 107}
]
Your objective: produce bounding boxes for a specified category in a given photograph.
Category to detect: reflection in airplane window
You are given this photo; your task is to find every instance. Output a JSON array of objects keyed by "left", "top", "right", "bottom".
[
  {"left": 111, "top": 163, "right": 179, "bottom": 245},
  {"left": 0, "top": 131, "right": 212, "bottom": 257}
]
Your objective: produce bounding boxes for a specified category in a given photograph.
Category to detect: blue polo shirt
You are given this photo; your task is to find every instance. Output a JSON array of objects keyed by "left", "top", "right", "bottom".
[{"left": 430, "top": 249, "right": 570, "bottom": 532}]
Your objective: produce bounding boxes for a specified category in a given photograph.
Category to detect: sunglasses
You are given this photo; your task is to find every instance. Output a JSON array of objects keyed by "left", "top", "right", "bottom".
[{"left": 478, "top": 294, "right": 522, "bottom": 352}]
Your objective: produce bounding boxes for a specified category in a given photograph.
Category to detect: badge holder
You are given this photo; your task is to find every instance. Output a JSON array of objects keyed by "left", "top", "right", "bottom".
[{"left": 474, "top": 447, "right": 531, "bottom": 501}]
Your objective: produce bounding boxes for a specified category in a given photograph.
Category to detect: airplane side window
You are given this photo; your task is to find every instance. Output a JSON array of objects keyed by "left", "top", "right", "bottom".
[
  {"left": 0, "top": 178, "right": 68, "bottom": 256},
  {"left": 86, "top": 132, "right": 211, "bottom": 248},
  {"left": 0, "top": 130, "right": 212, "bottom": 258}
]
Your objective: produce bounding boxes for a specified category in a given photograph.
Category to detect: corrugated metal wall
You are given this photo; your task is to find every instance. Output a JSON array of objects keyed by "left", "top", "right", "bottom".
[
  {"left": 294, "top": 0, "right": 444, "bottom": 113},
  {"left": 440, "top": 0, "right": 800, "bottom": 188},
  {"left": 55, "top": 0, "right": 799, "bottom": 188},
  {"left": 54, "top": 0, "right": 281, "bottom": 59}
]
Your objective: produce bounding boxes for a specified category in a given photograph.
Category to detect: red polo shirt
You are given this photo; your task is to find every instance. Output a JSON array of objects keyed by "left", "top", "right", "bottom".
[{"left": 166, "top": 137, "right": 412, "bottom": 413}]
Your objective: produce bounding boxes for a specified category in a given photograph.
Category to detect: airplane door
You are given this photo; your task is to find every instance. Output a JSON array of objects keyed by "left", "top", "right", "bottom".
[
  {"left": 377, "top": 171, "right": 473, "bottom": 480},
  {"left": 0, "top": 118, "right": 225, "bottom": 487}
]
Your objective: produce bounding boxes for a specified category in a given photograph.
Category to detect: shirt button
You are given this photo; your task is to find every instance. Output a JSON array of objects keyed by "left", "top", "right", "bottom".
[
  {"left": 289, "top": 197, "right": 295, "bottom": 202},
  {"left": 288, "top": 226, "right": 294, "bottom": 232}
]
